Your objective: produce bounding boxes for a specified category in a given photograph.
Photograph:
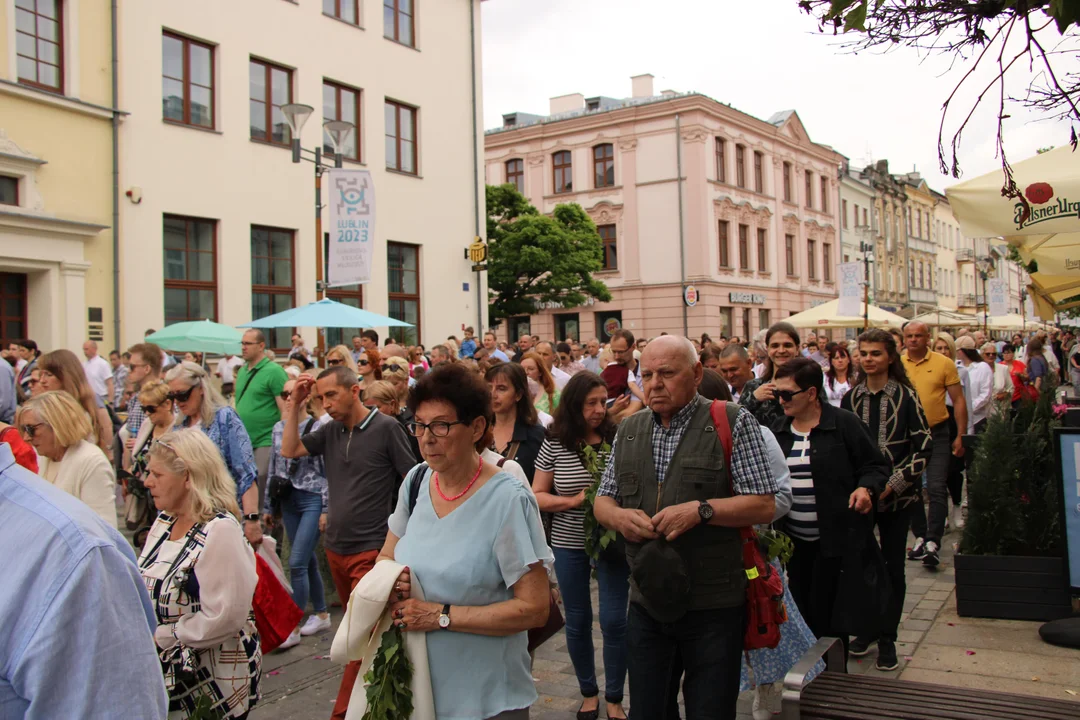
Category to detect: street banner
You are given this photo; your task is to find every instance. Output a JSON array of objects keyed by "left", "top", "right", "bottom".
[
  {"left": 1025, "top": 293, "right": 1035, "bottom": 320},
  {"left": 326, "top": 169, "right": 375, "bottom": 286},
  {"left": 988, "top": 278, "right": 1009, "bottom": 318},
  {"left": 837, "top": 262, "right": 862, "bottom": 317}
]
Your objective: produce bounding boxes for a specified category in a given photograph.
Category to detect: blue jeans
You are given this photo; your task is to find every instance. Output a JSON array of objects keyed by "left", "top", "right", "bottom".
[
  {"left": 552, "top": 547, "right": 630, "bottom": 703},
  {"left": 280, "top": 488, "right": 327, "bottom": 615}
]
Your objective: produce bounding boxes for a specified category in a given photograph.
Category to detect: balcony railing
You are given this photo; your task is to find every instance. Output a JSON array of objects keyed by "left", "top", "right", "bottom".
[
  {"left": 909, "top": 288, "right": 937, "bottom": 304},
  {"left": 957, "top": 248, "right": 974, "bottom": 262},
  {"left": 959, "top": 293, "right": 976, "bottom": 307}
]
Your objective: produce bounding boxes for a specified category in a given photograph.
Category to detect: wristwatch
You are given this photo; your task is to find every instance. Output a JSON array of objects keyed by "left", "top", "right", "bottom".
[
  {"left": 438, "top": 604, "right": 451, "bottom": 630},
  {"left": 697, "top": 500, "right": 714, "bottom": 524},
  {"left": 242, "top": 513, "right": 260, "bottom": 523}
]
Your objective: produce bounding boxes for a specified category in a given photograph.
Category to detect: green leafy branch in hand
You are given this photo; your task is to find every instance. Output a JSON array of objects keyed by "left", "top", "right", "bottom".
[
  {"left": 581, "top": 442, "right": 615, "bottom": 577},
  {"left": 362, "top": 624, "right": 414, "bottom": 720},
  {"left": 187, "top": 695, "right": 227, "bottom": 720},
  {"left": 756, "top": 527, "right": 794, "bottom": 567}
]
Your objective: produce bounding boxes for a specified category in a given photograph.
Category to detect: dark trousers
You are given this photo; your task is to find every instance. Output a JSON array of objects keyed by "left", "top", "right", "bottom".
[
  {"left": 910, "top": 422, "right": 951, "bottom": 545},
  {"left": 787, "top": 537, "right": 847, "bottom": 657},
  {"left": 859, "top": 506, "right": 910, "bottom": 644},
  {"left": 626, "top": 602, "right": 744, "bottom": 720}
]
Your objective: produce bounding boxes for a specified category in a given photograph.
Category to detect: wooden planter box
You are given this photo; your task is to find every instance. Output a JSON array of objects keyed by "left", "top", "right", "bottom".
[{"left": 955, "top": 554, "right": 1072, "bottom": 621}]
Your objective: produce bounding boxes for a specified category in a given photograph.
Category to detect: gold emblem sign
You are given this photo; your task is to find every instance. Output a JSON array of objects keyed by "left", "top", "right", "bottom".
[{"left": 469, "top": 238, "right": 488, "bottom": 264}]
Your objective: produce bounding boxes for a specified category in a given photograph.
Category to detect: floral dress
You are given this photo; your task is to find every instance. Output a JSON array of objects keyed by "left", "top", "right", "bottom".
[{"left": 138, "top": 512, "right": 261, "bottom": 718}]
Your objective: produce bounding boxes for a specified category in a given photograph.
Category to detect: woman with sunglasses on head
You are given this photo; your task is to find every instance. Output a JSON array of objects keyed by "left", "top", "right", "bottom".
[
  {"left": 18, "top": 391, "right": 118, "bottom": 527},
  {"left": 486, "top": 362, "right": 546, "bottom": 484},
  {"left": 325, "top": 345, "right": 358, "bottom": 373},
  {"left": 165, "top": 361, "right": 262, "bottom": 548},
  {"left": 825, "top": 344, "right": 854, "bottom": 408},
  {"left": 381, "top": 356, "right": 413, "bottom": 406},
  {"left": 532, "top": 372, "right": 628, "bottom": 720},
  {"left": 37, "top": 348, "right": 115, "bottom": 460},
  {"left": 138, "top": 428, "right": 261, "bottom": 720},
  {"left": 740, "top": 322, "right": 802, "bottom": 427},
  {"left": 769, "top": 357, "right": 889, "bottom": 660}
]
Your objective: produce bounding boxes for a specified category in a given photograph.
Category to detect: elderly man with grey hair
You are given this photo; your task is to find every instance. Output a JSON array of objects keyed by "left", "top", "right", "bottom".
[
  {"left": 718, "top": 343, "right": 755, "bottom": 403},
  {"left": 594, "top": 335, "right": 777, "bottom": 719}
]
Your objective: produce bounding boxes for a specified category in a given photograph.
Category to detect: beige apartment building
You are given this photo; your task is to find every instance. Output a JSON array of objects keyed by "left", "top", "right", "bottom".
[
  {"left": 901, "top": 173, "right": 938, "bottom": 313},
  {"left": 485, "top": 75, "right": 842, "bottom": 343}
]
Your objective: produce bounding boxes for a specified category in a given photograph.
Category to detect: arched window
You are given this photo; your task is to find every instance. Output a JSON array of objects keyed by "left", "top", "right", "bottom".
[{"left": 593, "top": 144, "right": 614, "bottom": 188}]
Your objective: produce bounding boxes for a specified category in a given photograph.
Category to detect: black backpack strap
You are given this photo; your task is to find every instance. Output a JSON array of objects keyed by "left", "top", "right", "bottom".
[{"left": 406, "top": 462, "right": 430, "bottom": 516}]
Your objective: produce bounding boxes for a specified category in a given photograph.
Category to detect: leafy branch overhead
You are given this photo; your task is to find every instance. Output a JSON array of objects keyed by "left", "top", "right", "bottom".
[
  {"left": 486, "top": 184, "right": 612, "bottom": 325},
  {"left": 799, "top": 0, "right": 1080, "bottom": 199}
]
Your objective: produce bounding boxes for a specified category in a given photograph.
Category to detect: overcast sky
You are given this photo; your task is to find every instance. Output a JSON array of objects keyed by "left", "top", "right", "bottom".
[{"left": 480, "top": 0, "right": 1075, "bottom": 193}]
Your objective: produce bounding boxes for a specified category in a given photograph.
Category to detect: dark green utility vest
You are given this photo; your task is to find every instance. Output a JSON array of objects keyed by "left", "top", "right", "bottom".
[{"left": 615, "top": 396, "right": 746, "bottom": 613}]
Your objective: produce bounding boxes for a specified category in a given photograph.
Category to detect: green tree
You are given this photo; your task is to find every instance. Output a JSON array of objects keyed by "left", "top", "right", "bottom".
[{"left": 486, "top": 184, "right": 612, "bottom": 325}]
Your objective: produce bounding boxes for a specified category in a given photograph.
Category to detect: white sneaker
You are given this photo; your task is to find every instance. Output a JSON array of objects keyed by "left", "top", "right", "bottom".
[
  {"left": 752, "top": 685, "right": 771, "bottom": 720},
  {"left": 952, "top": 506, "right": 966, "bottom": 530},
  {"left": 300, "top": 614, "right": 332, "bottom": 636},
  {"left": 277, "top": 628, "right": 302, "bottom": 651}
]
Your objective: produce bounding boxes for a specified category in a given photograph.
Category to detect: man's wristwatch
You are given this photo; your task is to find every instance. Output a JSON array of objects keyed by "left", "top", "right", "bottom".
[
  {"left": 438, "top": 604, "right": 451, "bottom": 630},
  {"left": 697, "top": 500, "right": 714, "bottom": 524},
  {"left": 242, "top": 513, "right": 260, "bottom": 523}
]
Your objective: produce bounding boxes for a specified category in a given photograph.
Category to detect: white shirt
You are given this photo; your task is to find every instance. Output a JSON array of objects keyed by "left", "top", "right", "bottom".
[
  {"left": 825, "top": 379, "right": 851, "bottom": 408},
  {"left": 537, "top": 409, "right": 554, "bottom": 428},
  {"left": 550, "top": 366, "right": 571, "bottom": 391},
  {"left": 752, "top": 363, "right": 767, "bottom": 379},
  {"left": 964, "top": 360, "right": 994, "bottom": 427},
  {"left": 217, "top": 355, "right": 244, "bottom": 384},
  {"left": 82, "top": 355, "right": 112, "bottom": 398}
]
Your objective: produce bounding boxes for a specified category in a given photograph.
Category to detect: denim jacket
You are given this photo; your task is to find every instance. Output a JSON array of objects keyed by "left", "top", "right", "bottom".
[{"left": 263, "top": 417, "right": 328, "bottom": 515}]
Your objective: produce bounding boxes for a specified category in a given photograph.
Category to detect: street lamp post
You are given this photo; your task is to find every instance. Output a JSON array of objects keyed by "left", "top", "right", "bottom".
[
  {"left": 281, "top": 104, "right": 354, "bottom": 356},
  {"left": 975, "top": 255, "right": 995, "bottom": 336},
  {"left": 858, "top": 234, "right": 875, "bottom": 332}
]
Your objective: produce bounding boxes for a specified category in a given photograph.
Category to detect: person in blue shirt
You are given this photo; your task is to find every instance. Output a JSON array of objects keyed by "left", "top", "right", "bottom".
[
  {"left": 0, "top": 441, "right": 168, "bottom": 719},
  {"left": 0, "top": 357, "right": 15, "bottom": 423},
  {"left": 459, "top": 326, "right": 478, "bottom": 359}
]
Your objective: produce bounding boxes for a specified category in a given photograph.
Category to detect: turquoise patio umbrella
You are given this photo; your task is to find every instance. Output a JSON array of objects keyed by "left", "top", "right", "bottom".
[
  {"left": 146, "top": 320, "right": 244, "bottom": 355},
  {"left": 238, "top": 298, "right": 413, "bottom": 329}
]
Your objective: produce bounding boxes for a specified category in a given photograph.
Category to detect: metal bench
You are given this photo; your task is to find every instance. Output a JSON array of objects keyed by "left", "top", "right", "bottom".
[{"left": 781, "top": 637, "right": 1080, "bottom": 719}]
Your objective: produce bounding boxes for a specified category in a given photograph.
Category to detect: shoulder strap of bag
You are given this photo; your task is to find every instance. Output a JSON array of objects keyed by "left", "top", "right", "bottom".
[
  {"left": 504, "top": 441, "right": 521, "bottom": 461},
  {"left": 406, "top": 462, "right": 430, "bottom": 516},
  {"left": 709, "top": 401, "right": 756, "bottom": 549},
  {"left": 235, "top": 362, "right": 265, "bottom": 404},
  {"left": 287, "top": 417, "right": 317, "bottom": 476}
]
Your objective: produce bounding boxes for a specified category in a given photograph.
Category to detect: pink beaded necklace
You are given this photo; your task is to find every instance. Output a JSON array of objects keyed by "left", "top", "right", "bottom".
[{"left": 434, "top": 456, "right": 484, "bottom": 502}]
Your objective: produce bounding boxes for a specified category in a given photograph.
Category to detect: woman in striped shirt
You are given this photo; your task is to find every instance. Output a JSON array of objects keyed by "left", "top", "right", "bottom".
[{"left": 532, "top": 372, "right": 628, "bottom": 720}]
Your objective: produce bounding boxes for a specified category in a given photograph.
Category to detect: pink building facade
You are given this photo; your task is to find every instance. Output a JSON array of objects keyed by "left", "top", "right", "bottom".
[{"left": 484, "top": 76, "right": 843, "bottom": 344}]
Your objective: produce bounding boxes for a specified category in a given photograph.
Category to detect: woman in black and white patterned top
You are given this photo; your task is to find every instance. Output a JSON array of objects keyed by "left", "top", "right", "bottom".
[
  {"left": 533, "top": 372, "right": 628, "bottom": 720},
  {"left": 138, "top": 428, "right": 261, "bottom": 719}
]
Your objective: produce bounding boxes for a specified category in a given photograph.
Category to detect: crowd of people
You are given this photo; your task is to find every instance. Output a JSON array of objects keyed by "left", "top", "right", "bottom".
[{"left": 0, "top": 319, "right": 1068, "bottom": 720}]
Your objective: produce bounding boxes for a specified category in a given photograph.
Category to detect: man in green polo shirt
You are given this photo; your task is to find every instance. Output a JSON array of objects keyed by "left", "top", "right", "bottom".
[{"left": 235, "top": 329, "right": 288, "bottom": 511}]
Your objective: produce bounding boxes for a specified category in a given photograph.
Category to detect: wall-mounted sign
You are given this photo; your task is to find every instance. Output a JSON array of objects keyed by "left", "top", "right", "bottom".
[
  {"left": 603, "top": 317, "right": 622, "bottom": 337},
  {"left": 468, "top": 237, "right": 488, "bottom": 264},
  {"left": 684, "top": 285, "right": 699, "bottom": 307},
  {"left": 729, "top": 292, "right": 766, "bottom": 305}
]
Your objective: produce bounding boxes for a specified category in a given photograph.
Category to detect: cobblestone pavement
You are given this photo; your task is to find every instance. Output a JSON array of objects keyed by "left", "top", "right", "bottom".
[{"left": 252, "top": 525, "right": 968, "bottom": 719}]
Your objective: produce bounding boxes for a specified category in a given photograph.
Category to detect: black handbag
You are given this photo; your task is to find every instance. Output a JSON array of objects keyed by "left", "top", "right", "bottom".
[{"left": 268, "top": 418, "right": 316, "bottom": 510}]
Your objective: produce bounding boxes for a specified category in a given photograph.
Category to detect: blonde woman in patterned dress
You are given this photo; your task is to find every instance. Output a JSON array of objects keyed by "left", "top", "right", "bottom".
[{"left": 138, "top": 428, "right": 261, "bottom": 719}]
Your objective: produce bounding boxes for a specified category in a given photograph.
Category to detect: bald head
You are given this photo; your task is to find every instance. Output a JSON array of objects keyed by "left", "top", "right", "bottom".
[
  {"left": 382, "top": 343, "right": 407, "bottom": 359},
  {"left": 641, "top": 335, "right": 698, "bottom": 368},
  {"left": 640, "top": 336, "right": 702, "bottom": 421}
]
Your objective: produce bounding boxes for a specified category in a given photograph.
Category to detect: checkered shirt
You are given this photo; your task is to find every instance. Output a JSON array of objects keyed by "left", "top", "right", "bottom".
[
  {"left": 126, "top": 394, "right": 147, "bottom": 436},
  {"left": 598, "top": 398, "right": 777, "bottom": 503}
]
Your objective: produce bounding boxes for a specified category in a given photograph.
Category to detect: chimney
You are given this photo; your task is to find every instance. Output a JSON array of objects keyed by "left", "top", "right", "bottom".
[
  {"left": 631, "top": 74, "right": 654, "bottom": 99},
  {"left": 549, "top": 93, "right": 585, "bottom": 116}
]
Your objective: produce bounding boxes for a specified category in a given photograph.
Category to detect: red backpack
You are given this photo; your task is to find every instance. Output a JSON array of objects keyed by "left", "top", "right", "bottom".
[{"left": 710, "top": 401, "right": 787, "bottom": 651}]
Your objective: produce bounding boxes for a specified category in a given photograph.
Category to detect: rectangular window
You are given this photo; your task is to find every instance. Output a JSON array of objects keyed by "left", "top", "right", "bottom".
[
  {"left": 805, "top": 170, "right": 813, "bottom": 208},
  {"left": 783, "top": 162, "right": 792, "bottom": 202},
  {"left": 785, "top": 234, "right": 795, "bottom": 276},
  {"left": 324, "top": 0, "right": 359, "bottom": 24},
  {"left": 715, "top": 138, "right": 727, "bottom": 183},
  {"left": 322, "top": 80, "right": 361, "bottom": 160},
  {"left": 326, "top": 281, "right": 364, "bottom": 348},
  {"left": 842, "top": 199, "right": 849, "bottom": 229},
  {"left": 753, "top": 151, "right": 764, "bottom": 193},
  {"left": 16, "top": 0, "right": 62, "bottom": 92},
  {"left": 735, "top": 145, "right": 746, "bottom": 189},
  {"left": 719, "top": 221, "right": 730, "bottom": 268},
  {"left": 0, "top": 176, "right": 17, "bottom": 206},
  {"left": 250, "top": 58, "right": 292, "bottom": 145},
  {"left": 742, "top": 308, "right": 752, "bottom": 339},
  {"left": 385, "top": 100, "right": 418, "bottom": 174},
  {"left": 163, "top": 32, "right": 214, "bottom": 128},
  {"left": 823, "top": 243, "right": 832, "bottom": 282},
  {"left": 756, "top": 228, "right": 767, "bottom": 272},
  {"left": 863, "top": 208, "right": 868, "bottom": 227},
  {"left": 388, "top": 242, "right": 420, "bottom": 345},
  {"left": 163, "top": 215, "right": 217, "bottom": 324},
  {"left": 553, "top": 150, "right": 572, "bottom": 193},
  {"left": 820, "top": 176, "right": 828, "bottom": 213},
  {"left": 598, "top": 224, "right": 617, "bottom": 270},
  {"left": 738, "top": 224, "right": 750, "bottom": 270},
  {"left": 250, "top": 226, "right": 295, "bottom": 351},
  {"left": 807, "top": 238, "right": 817, "bottom": 279},
  {"left": 505, "top": 159, "right": 524, "bottom": 193},
  {"left": 0, "top": 273, "right": 27, "bottom": 342},
  {"left": 758, "top": 308, "right": 770, "bottom": 331},
  {"left": 719, "top": 307, "right": 733, "bottom": 338},
  {"left": 593, "top": 144, "right": 614, "bottom": 188},
  {"left": 384, "top": 0, "right": 415, "bottom": 47}
]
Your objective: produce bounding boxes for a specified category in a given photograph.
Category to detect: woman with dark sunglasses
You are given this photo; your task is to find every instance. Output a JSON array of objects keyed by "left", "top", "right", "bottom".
[
  {"left": 356, "top": 346, "right": 383, "bottom": 390},
  {"left": 165, "top": 361, "right": 262, "bottom": 547},
  {"left": 124, "top": 380, "right": 176, "bottom": 483},
  {"left": 325, "top": 345, "right": 358, "bottom": 373}
]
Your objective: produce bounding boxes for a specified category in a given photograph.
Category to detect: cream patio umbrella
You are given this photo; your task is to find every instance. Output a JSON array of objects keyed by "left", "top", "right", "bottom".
[
  {"left": 945, "top": 146, "right": 1080, "bottom": 276},
  {"left": 984, "top": 313, "right": 1035, "bottom": 331},
  {"left": 909, "top": 308, "right": 981, "bottom": 328},
  {"left": 784, "top": 298, "right": 907, "bottom": 330}
]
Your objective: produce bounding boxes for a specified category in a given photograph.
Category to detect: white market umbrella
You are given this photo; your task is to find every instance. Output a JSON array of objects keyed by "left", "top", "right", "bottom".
[
  {"left": 909, "top": 308, "right": 981, "bottom": 328},
  {"left": 784, "top": 298, "right": 907, "bottom": 330}
]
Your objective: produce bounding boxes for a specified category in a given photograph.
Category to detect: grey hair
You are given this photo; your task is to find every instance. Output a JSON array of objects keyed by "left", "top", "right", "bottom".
[
  {"left": 645, "top": 335, "right": 698, "bottom": 367},
  {"left": 719, "top": 343, "right": 750, "bottom": 363},
  {"left": 165, "top": 360, "right": 227, "bottom": 428}
]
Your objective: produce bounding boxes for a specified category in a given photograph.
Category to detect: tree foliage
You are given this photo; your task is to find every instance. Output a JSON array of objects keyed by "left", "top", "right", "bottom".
[
  {"left": 799, "top": 1, "right": 1080, "bottom": 204},
  {"left": 486, "top": 184, "right": 612, "bottom": 325}
]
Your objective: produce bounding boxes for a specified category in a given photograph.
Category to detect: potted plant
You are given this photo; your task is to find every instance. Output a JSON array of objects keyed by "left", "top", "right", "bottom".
[{"left": 955, "top": 376, "right": 1071, "bottom": 621}]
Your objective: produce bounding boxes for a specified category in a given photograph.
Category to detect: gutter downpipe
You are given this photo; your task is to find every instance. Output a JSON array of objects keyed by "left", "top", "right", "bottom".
[
  {"left": 470, "top": 0, "right": 483, "bottom": 334},
  {"left": 675, "top": 113, "right": 687, "bottom": 336},
  {"left": 110, "top": 0, "right": 121, "bottom": 348}
]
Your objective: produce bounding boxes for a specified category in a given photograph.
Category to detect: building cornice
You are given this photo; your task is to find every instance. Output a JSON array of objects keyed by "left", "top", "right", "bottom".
[
  {"left": 0, "top": 209, "right": 109, "bottom": 238},
  {"left": 0, "top": 79, "right": 127, "bottom": 120}
]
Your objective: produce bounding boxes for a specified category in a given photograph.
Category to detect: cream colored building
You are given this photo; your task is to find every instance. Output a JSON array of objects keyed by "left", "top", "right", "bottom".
[
  {"left": 899, "top": 173, "right": 937, "bottom": 313},
  {"left": 838, "top": 160, "right": 876, "bottom": 300},
  {"left": 485, "top": 75, "right": 842, "bottom": 343},
  {"left": 931, "top": 191, "right": 960, "bottom": 311},
  {"left": 0, "top": 0, "right": 116, "bottom": 351},
  {"left": 116, "top": 0, "right": 485, "bottom": 351}
]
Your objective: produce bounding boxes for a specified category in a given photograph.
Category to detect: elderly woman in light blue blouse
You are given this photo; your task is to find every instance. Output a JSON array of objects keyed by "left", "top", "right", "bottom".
[
  {"left": 166, "top": 361, "right": 262, "bottom": 547},
  {"left": 378, "top": 363, "right": 552, "bottom": 720},
  {"left": 262, "top": 378, "right": 331, "bottom": 648}
]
